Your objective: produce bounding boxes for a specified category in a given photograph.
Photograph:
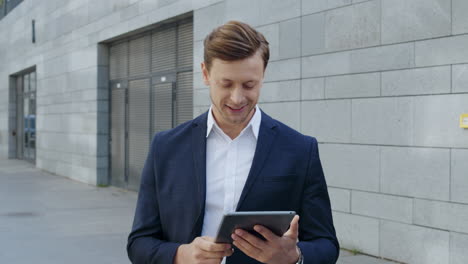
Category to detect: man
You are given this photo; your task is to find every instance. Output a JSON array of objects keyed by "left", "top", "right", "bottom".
[{"left": 127, "top": 21, "right": 339, "bottom": 264}]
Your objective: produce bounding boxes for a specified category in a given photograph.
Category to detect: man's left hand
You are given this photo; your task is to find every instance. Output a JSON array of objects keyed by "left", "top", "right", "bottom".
[{"left": 231, "top": 215, "right": 301, "bottom": 264}]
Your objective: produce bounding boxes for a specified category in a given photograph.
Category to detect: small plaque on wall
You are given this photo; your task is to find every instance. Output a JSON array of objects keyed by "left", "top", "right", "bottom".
[{"left": 461, "top": 114, "right": 468, "bottom": 128}]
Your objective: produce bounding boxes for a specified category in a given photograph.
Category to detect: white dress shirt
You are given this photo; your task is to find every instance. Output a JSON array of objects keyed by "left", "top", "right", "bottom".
[{"left": 201, "top": 105, "right": 261, "bottom": 262}]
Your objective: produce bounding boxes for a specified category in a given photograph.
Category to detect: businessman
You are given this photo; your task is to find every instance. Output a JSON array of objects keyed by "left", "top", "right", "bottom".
[{"left": 127, "top": 20, "right": 339, "bottom": 264}]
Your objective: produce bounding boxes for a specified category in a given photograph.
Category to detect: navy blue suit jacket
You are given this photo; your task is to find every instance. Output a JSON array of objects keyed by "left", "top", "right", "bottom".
[{"left": 127, "top": 110, "right": 339, "bottom": 264}]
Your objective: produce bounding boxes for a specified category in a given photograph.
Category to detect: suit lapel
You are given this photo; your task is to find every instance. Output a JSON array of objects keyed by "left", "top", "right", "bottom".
[
  {"left": 190, "top": 112, "right": 208, "bottom": 238},
  {"left": 236, "top": 111, "right": 278, "bottom": 211}
]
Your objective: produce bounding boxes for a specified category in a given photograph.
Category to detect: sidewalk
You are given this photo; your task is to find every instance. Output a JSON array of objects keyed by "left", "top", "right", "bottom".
[{"left": 0, "top": 159, "right": 397, "bottom": 264}]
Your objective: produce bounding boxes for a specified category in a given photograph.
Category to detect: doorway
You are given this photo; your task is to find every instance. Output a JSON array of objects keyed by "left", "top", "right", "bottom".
[{"left": 14, "top": 70, "right": 37, "bottom": 163}]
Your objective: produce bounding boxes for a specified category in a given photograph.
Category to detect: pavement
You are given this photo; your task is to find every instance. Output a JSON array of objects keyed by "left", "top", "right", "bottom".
[{"left": 0, "top": 158, "right": 399, "bottom": 264}]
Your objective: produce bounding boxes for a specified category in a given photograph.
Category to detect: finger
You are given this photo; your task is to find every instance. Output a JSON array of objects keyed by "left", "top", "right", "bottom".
[
  {"left": 196, "top": 237, "right": 231, "bottom": 252},
  {"left": 234, "top": 229, "right": 266, "bottom": 249},
  {"left": 284, "top": 215, "right": 300, "bottom": 239},
  {"left": 253, "top": 225, "right": 280, "bottom": 242},
  {"left": 233, "top": 238, "right": 260, "bottom": 260},
  {"left": 197, "top": 249, "right": 231, "bottom": 259},
  {"left": 232, "top": 233, "right": 262, "bottom": 257}
]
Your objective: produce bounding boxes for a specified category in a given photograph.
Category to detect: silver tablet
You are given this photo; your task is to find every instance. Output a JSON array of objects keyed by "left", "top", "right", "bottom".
[{"left": 214, "top": 211, "right": 296, "bottom": 244}]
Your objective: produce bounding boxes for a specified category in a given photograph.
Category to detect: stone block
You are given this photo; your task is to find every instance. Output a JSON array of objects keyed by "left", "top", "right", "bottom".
[
  {"left": 119, "top": 3, "right": 140, "bottom": 22},
  {"left": 325, "top": 72, "right": 380, "bottom": 98},
  {"left": 193, "top": 71, "right": 207, "bottom": 89},
  {"left": 259, "top": 102, "right": 300, "bottom": 131},
  {"left": 413, "top": 94, "right": 468, "bottom": 148},
  {"left": 193, "top": 106, "right": 209, "bottom": 118},
  {"left": 224, "top": 0, "right": 262, "bottom": 27},
  {"left": 68, "top": 67, "right": 98, "bottom": 91},
  {"left": 324, "top": 1, "right": 380, "bottom": 52},
  {"left": 351, "top": 191, "right": 413, "bottom": 223},
  {"left": 302, "top": 0, "right": 352, "bottom": 15},
  {"left": 451, "top": 232, "right": 468, "bottom": 264},
  {"left": 302, "top": 43, "right": 414, "bottom": 78},
  {"left": 194, "top": 2, "right": 225, "bottom": 41},
  {"left": 380, "top": 147, "right": 450, "bottom": 200},
  {"left": 257, "top": 23, "right": 280, "bottom": 61},
  {"left": 301, "top": 100, "right": 352, "bottom": 142},
  {"left": 416, "top": 35, "right": 468, "bottom": 67},
  {"left": 381, "top": 66, "right": 451, "bottom": 96},
  {"left": 258, "top": 0, "right": 301, "bottom": 26},
  {"left": 264, "top": 58, "right": 300, "bottom": 82},
  {"left": 451, "top": 149, "right": 468, "bottom": 204},
  {"left": 193, "top": 89, "right": 211, "bottom": 107},
  {"left": 452, "top": 0, "right": 468, "bottom": 34},
  {"left": 88, "top": 1, "right": 115, "bottom": 24},
  {"left": 380, "top": 220, "right": 449, "bottom": 264},
  {"left": 381, "top": 0, "right": 451, "bottom": 44},
  {"left": 302, "top": 51, "right": 351, "bottom": 78},
  {"left": 350, "top": 42, "right": 415, "bottom": 73},
  {"left": 414, "top": 199, "right": 468, "bottom": 234},
  {"left": 259, "top": 80, "right": 300, "bottom": 103},
  {"left": 193, "top": 41, "right": 204, "bottom": 73},
  {"left": 351, "top": 97, "right": 414, "bottom": 145},
  {"left": 279, "top": 18, "right": 301, "bottom": 60},
  {"left": 320, "top": 144, "right": 379, "bottom": 191},
  {"left": 301, "top": 78, "right": 325, "bottom": 100},
  {"left": 69, "top": 46, "right": 98, "bottom": 72},
  {"left": 452, "top": 64, "right": 468, "bottom": 93},
  {"left": 333, "top": 211, "right": 380, "bottom": 256},
  {"left": 328, "top": 187, "right": 351, "bottom": 213},
  {"left": 302, "top": 13, "right": 326, "bottom": 56}
]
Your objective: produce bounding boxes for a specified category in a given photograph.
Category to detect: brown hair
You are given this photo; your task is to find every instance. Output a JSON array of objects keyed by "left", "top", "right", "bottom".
[{"left": 203, "top": 20, "right": 270, "bottom": 71}]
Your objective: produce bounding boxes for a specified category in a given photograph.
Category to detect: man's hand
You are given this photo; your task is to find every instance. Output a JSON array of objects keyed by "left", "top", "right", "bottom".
[
  {"left": 231, "top": 215, "right": 301, "bottom": 264},
  {"left": 174, "top": 236, "right": 233, "bottom": 264}
]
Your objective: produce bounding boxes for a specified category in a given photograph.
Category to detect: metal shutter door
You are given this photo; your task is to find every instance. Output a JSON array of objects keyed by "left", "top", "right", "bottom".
[
  {"left": 177, "top": 21, "right": 193, "bottom": 68},
  {"left": 111, "top": 88, "right": 126, "bottom": 188},
  {"left": 153, "top": 82, "right": 173, "bottom": 134},
  {"left": 129, "top": 36, "right": 150, "bottom": 77},
  {"left": 109, "top": 42, "right": 128, "bottom": 80},
  {"left": 128, "top": 79, "right": 151, "bottom": 191},
  {"left": 152, "top": 27, "right": 176, "bottom": 73},
  {"left": 176, "top": 72, "right": 193, "bottom": 125}
]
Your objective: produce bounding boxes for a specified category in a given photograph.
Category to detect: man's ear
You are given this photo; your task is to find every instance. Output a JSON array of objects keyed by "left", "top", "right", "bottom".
[{"left": 201, "top": 62, "right": 210, "bottom": 86}]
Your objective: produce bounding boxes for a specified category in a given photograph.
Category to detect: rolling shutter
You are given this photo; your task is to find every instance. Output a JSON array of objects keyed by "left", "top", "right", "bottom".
[{"left": 128, "top": 79, "right": 151, "bottom": 191}]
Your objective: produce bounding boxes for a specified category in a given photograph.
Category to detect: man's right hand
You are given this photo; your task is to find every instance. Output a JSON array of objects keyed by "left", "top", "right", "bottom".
[{"left": 174, "top": 236, "right": 233, "bottom": 264}]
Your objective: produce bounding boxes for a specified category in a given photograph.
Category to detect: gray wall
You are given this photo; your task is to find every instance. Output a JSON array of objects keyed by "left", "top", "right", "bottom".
[
  {"left": 193, "top": 1, "right": 468, "bottom": 263},
  {"left": 1, "top": 0, "right": 467, "bottom": 263}
]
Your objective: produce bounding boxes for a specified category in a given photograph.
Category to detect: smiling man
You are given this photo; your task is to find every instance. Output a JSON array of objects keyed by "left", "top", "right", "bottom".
[{"left": 127, "top": 21, "right": 339, "bottom": 264}]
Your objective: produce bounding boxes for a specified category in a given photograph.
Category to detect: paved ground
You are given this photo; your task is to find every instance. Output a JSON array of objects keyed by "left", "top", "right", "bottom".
[{"left": 0, "top": 159, "right": 398, "bottom": 264}]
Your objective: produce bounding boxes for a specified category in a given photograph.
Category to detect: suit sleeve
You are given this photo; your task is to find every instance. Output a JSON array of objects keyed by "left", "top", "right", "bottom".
[
  {"left": 297, "top": 137, "right": 340, "bottom": 264},
  {"left": 127, "top": 134, "right": 181, "bottom": 264}
]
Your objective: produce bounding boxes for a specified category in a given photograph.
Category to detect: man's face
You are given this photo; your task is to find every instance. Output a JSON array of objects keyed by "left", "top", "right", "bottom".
[{"left": 201, "top": 52, "right": 264, "bottom": 128}]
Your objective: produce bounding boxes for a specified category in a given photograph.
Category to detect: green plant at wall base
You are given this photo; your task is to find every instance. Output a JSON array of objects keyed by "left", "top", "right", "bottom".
[
  {"left": 0, "top": 0, "right": 4, "bottom": 6},
  {"left": 350, "top": 249, "right": 362, "bottom": 255},
  {"left": 97, "top": 184, "right": 109, "bottom": 188}
]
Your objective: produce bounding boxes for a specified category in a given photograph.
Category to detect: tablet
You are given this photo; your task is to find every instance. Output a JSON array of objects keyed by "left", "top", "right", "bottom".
[{"left": 214, "top": 211, "right": 296, "bottom": 244}]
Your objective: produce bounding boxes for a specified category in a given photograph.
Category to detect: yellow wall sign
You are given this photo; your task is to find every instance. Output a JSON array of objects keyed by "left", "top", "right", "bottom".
[{"left": 461, "top": 114, "right": 468, "bottom": 128}]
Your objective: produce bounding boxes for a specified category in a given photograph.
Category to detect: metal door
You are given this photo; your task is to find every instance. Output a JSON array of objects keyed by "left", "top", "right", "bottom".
[
  {"left": 16, "top": 71, "right": 36, "bottom": 163},
  {"left": 109, "top": 18, "right": 193, "bottom": 190}
]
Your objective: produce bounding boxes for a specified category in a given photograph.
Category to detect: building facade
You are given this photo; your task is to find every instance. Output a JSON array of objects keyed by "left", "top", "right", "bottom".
[{"left": 0, "top": 0, "right": 467, "bottom": 263}]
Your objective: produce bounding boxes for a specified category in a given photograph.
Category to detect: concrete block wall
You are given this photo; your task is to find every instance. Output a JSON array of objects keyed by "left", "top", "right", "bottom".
[
  {"left": 0, "top": 0, "right": 221, "bottom": 184},
  {"left": 1, "top": 0, "right": 467, "bottom": 263},
  {"left": 192, "top": 0, "right": 468, "bottom": 263}
]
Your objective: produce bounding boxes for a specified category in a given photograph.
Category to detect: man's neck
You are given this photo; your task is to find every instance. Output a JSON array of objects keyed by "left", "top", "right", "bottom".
[{"left": 212, "top": 107, "right": 256, "bottom": 140}]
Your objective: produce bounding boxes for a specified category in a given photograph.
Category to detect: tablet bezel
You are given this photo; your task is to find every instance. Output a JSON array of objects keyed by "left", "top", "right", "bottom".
[{"left": 214, "top": 211, "right": 296, "bottom": 244}]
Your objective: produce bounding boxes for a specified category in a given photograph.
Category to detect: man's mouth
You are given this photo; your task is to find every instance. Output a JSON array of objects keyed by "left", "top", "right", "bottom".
[{"left": 227, "top": 105, "right": 246, "bottom": 112}]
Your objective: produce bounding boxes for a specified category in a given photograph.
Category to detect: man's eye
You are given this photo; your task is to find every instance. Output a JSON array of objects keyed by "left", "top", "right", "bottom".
[{"left": 244, "top": 84, "right": 254, "bottom": 89}]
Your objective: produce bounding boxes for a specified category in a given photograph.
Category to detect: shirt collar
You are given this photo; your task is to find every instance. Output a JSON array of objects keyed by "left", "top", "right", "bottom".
[{"left": 206, "top": 105, "right": 261, "bottom": 139}]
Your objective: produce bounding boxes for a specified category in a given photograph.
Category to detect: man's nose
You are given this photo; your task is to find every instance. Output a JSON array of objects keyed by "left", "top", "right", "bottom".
[{"left": 230, "top": 87, "right": 244, "bottom": 105}]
